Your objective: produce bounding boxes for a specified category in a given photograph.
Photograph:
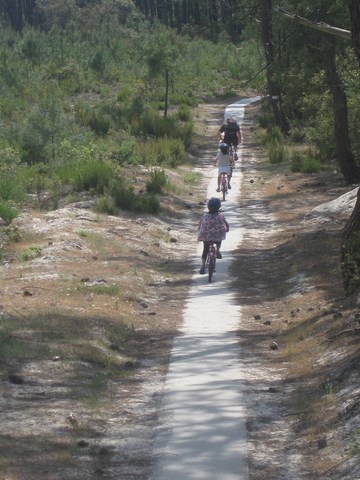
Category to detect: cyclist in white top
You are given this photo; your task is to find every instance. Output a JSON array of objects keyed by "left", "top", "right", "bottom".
[{"left": 213, "top": 142, "right": 234, "bottom": 192}]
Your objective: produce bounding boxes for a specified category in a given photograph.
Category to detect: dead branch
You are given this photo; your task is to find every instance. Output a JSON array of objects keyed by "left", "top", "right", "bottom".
[{"left": 278, "top": 7, "right": 351, "bottom": 40}]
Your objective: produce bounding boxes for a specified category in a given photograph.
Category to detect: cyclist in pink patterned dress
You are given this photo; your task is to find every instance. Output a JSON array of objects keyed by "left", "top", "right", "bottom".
[{"left": 197, "top": 197, "right": 229, "bottom": 274}]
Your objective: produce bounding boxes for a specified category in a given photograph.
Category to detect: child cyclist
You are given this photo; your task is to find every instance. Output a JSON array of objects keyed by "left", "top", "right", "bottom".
[
  {"left": 197, "top": 197, "right": 229, "bottom": 274},
  {"left": 214, "top": 142, "right": 234, "bottom": 192}
]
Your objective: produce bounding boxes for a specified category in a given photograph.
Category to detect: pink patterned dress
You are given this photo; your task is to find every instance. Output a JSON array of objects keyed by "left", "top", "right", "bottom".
[{"left": 197, "top": 213, "right": 228, "bottom": 242}]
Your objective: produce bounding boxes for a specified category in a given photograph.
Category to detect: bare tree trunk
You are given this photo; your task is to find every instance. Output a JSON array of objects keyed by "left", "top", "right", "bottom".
[
  {"left": 164, "top": 68, "right": 169, "bottom": 117},
  {"left": 341, "top": 1, "right": 360, "bottom": 292},
  {"left": 349, "top": 0, "right": 360, "bottom": 63},
  {"left": 259, "top": 0, "right": 290, "bottom": 134},
  {"left": 324, "top": 41, "right": 360, "bottom": 183}
]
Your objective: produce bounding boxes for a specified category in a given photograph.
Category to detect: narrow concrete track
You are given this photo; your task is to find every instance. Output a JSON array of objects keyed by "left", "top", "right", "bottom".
[{"left": 149, "top": 98, "right": 261, "bottom": 480}]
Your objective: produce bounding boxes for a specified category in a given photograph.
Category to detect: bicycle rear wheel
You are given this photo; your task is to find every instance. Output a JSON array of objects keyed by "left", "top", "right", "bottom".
[
  {"left": 221, "top": 175, "right": 227, "bottom": 201},
  {"left": 208, "top": 255, "right": 216, "bottom": 282}
]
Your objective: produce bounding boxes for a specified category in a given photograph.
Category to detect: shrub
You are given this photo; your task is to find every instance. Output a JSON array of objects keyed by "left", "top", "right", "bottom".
[
  {"left": 0, "top": 169, "right": 26, "bottom": 203},
  {"left": 109, "top": 179, "right": 160, "bottom": 214},
  {"left": 110, "top": 179, "right": 136, "bottom": 211},
  {"left": 301, "top": 156, "right": 321, "bottom": 173},
  {"left": 176, "top": 105, "right": 192, "bottom": 122},
  {"left": 268, "top": 142, "right": 287, "bottom": 164},
  {"left": 90, "top": 51, "right": 105, "bottom": 74},
  {"left": 262, "top": 126, "right": 285, "bottom": 147},
  {"left": 290, "top": 153, "right": 303, "bottom": 172},
  {"left": 117, "top": 86, "right": 132, "bottom": 102},
  {"left": 94, "top": 197, "right": 118, "bottom": 215},
  {"left": 55, "top": 141, "right": 112, "bottom": 193},
  {"left": 20, "top": 245, "right": 42, "bottom": 261},
  {"left": 73, "top": 159, "right": 113, "bottom": 194},
  {"left": 133, "top": 109, "right": 176, "bottom": 137},
  {"left": 136, "top": 137, "right": 185, "bottom": 167},
  {"left": 138, "top": 193, "right": 160, "bottom": 214},
  {"left": 0, "top": 202, "right": 19, "bottom": 224},
  {"left": 146, "top": 169, "right": 167, "bottom": 194}
]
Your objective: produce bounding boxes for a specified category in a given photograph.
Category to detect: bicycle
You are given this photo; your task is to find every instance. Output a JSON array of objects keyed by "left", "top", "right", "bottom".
[
  {"left": 206, "top": 242, "right": 217, "bottom": 283},
  {"left": 220, "top": 172, "right": 228, "bottom": 201},
  {"left": 228, "top": 143, "right": 238, "bottom": 163}
]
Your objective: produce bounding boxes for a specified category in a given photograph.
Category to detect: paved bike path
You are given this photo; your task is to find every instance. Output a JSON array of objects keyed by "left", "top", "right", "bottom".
[{"left": 149, "top": 98, "right": 261, "bottom": 480}]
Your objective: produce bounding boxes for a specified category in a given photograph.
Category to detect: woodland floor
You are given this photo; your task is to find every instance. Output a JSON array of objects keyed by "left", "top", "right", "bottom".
[{"left": 0, "top": 99, "right": 359, "bottom": 479}]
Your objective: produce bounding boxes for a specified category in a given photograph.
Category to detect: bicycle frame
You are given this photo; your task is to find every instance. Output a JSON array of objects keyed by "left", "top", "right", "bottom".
[
  {"left": 220, "top": 172, "right": 228, "bottom": 201},
  {"left": 228, "top": 143, "right": 238, "bottom": 162},
  {"left": 206, "top": 242, "right": 217, "bottom": 283}
]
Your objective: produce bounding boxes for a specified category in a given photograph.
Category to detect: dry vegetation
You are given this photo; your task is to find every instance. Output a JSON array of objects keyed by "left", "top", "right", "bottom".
[{"left": 0, "top": 100, "right": 359, "bottom": 479}]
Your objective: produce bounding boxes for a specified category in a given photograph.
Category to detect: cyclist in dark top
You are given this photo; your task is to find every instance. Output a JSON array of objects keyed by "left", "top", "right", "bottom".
[{"left": 218, "top": 117, "right": 241, "bottom": 157}]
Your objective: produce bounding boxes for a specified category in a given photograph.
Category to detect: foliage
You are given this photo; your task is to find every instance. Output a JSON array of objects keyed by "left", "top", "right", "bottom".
[
  {"left": 290, "top": 152, "right": 321, "bottom": 173},
  {"left": 20, "top": 245, "right": 42, "bottom": 262},
  {"left": 0, "top": 0, "right": 358, "bottom": 220},
  {"left": 109, "top": 179, "right": 160, "bottom": 214},
  {"left": 268, "top": 142, "right": 288, "bottom": 164},
  {"left": 0, "top": 146, "right": 27, "bottom": 203},
  {"left": 94, "top": 196, "right": 118, "bottom": 215},
  {"left": 136, "top": 137, "right": 186, "bottom": 167},
  {"left": 146, "top": 169, "right": 167, "bottom": 194},
  {"left": 53, "top": 141, "right": 112, "bottom": 193},
  {"left": 262, "top": 126, "right": 287, "bottom": 164},
  {"left": 0, "top": 202, "right": 19, "bottom": 224}
]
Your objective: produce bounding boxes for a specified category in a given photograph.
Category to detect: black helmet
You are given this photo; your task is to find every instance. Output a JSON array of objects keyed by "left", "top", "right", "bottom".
[
  {"left": 219, "top": 142, "right": 229, "bottom": 153},
  {"left": 207, "top": 197, "right": 221, "bottom": 213}
]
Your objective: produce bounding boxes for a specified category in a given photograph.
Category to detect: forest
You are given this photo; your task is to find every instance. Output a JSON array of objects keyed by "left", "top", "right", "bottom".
[
  {"left": 0, "top": 2, "right": 360, "bottom": 478},
  {"left": 1, "top": 0, "right": 360, "bottom": 286}
]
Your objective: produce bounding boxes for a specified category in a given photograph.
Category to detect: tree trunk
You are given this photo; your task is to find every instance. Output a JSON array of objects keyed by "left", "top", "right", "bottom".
[
  {"left": 341, "top": 1, "right": 360, "bottom": 292},
  {"left": 259, "top": 0, "right": 290, "bottom": 135},
  {"left": 164, "top": 68, "right": 169, "bottom": 117},
  {"left": 324, "top": 41, "right": 360, "bottom": 183},
  {"left": 349, "top": 0, "right": 360, "bottom": 63}
]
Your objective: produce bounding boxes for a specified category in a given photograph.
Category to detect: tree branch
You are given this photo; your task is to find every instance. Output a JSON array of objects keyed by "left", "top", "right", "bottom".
[{"left": 278, "top": 7, "right": 351, "bottom": 40}]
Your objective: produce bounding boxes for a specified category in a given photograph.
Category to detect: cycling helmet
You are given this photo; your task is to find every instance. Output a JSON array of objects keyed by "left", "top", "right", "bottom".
[
  {"left": 207, "top": 197, "right": 221, "bottom": 213},
  {"left": 219, "top": 142, "right": 229, "bottom": 154}
]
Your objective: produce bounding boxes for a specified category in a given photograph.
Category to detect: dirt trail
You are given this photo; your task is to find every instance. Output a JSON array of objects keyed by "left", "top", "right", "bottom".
[{"left": 148, "top": 99, "right": 259, "bottom": 480}]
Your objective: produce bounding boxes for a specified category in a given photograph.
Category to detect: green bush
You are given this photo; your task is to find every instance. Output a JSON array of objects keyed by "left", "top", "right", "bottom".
[
  {"left": 94, "top": 197, "right": 118, "bottom": 215},
  {"left": 301, "top": 156, "right": 321, "bottom": 173},
  {"left": 117, "top": 86, "right": 132, "bottom": 102},
  {"left": 176, "top": 104, "right": 192, "bottom": 122},
  {"left": 146, "top": 169, "right": 167, "bottom": 194},
  {"left": 110, "top": 179, "right": 136, "bottom": 211},
  {"left": 90, "top": 51, "right": 106, "bottom": 74},
  {"left": 262, "top": 126, "right": 285, "bottom": 147},
  {"left": 73, "top": 159, "right": 113, "bottom": 193},
  {"left": 136, "top": 137, "right": 185, "bottom": 167},
  {"left": 131, "top": 109, "right": 193, "bottom": 147},
  {"left": 290, "top": 153, "right": 303, "bottom": 172},
  {"left": 0, "top": 202, "right": 19, "bottom": 224},
  {"left": 138, "top": 193, "right": 160, "bottom": 214},
  {"left": 0, "top": 169, "right": 26, "bottom": 204},
  {"left": 268, "top": 142, "right": 287, "bottom": 164},
  {"left": 55, "top": 141, "right": 110, "bottom": 192},
  {"left": 20, "top": 245, "right": 42, "bottom": 262},
  {"left": 290, "top": 149, "right": 321, "bottom": 173},
  {"left": 109, "top": 179, "right": 160, "bottom": 214}
]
